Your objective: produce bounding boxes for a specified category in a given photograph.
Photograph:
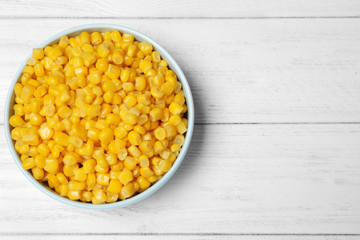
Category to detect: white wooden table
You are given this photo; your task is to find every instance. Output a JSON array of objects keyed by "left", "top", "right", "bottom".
[{"left": 1, "top": 1, "right": 360, "bottom": 239}]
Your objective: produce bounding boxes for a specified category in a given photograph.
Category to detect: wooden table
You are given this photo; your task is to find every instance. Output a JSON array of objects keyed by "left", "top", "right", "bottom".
[{"left": 1, "top": 1, "right": 360, "bottom": 239}]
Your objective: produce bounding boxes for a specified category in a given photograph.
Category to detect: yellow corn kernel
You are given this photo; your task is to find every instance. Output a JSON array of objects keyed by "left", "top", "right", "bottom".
[
  {"left": 128, "top": 145, "right": 141, "bottom": 158},
  {"left": 87, "top": 173, "right": 96, "bottom": 190},
  {"left": 112, "top": 161, "right": 124, "bottom": 171},
  {"left": 110, "top": 30, "right": 121, "bottom": 42},
  {"left": 107, "top": 179, "right": 122, "bottom": 194},
  {"left": 169, "top": 114, "right": 182, "bottom": 126},
  {"left": 56, "top": 172, "right": 68, "bottom": 185},
  {"left": 33, "top": 48, "right": 44, "bottom": 59},
  {"left": 118, "top": 68, "right": 130, "bottom": 83},
  {"left": 92, "top": 189, "right": 107, "bottom": 204},
  {"left": 138, "top": 140, "right": 151, "bottom": 153},
  {"left": 159, "top": 159, "right": 172, "bottom": 172},
  {"left": 147, "top": 175, "right": 159, "bottom": 183},
  {"left": 95, "top": 58, "right": 109, "bottom": 72},
  {"left": 120, "top": 182, "right": 136, "bottom": 199},
  {"left": 62, "top": 152, "right": 77, "bottom": 166},
  {"left": 105, "top": 64, "right": 120, "bottom": 79},
  {"left": 11, "top": 127, "right": 22, "bottom": 141},
  {"left": 44, "top": 158, "right": 59, "bottom": 174},
  {"left": 32, "top": 167, "right": 44, "bottom": 180},
  {"left": 57, "top": 105, "right": 72, "bottom": 119},
  {"left": 14, "top": 83, "right": 23, "bottom": 96},
  {"left": 68, "top": 190, "right": 81, "bottom": 201},
  {"left": 162, "top": 123, "right": 176, "bottom": 138},
  {"left": 81, "top": 191, "right": 92, "bottom": 202},
  {"left": 153, "top": 74, "right": 164, "bottom": 87},
  {"left": 9, "top": 115, "right": 24, "bottom": 127},
  {"left": 112, "top": 125, "right": 127, "bottom": 139},
  {"left": 63, "top": 164, "right": 78, "bottom": 177},
  {"left": 81, "top": 43, "right": 94, "bottom": 53},
  {"left": 127, "top": 131, "right": 140, "bottom": 146},
  {"left": 53, "top": 131, "right": 70, "bottom": 146},
  {"left": 99, "top": 128, "right": 113, "bottom": 144},
  {"left": 117, "top": 148, "right": 127, "bottom": 161},
  {"left": 59, "top": 184, "right": 69, "bottom": 197},
  {"left": 153, "top": 141, "right": 163, "bottom": 154},
  {"left": 110, "top": 170, "right": 122, "bottom": 179},
  {"left": 161, "top": 82, "right": 174, "bottom": 96},
  {"left": 176, "top": 121, "right": 187, "bottom": 134},
  {"left": 132, "top": 125, "right": 145, "bottom": 135},
  {"left": 150, "top": 87, "right": 164, "bottom": 99},
  {"left": 86, "top": 127, "right": 99, "bottom": 142},
  {"left": 138, "top": 42, "right": 153, "bottom": 55},
  {"left": 151, "top": 51, "right": 161, "bottom": 63},
  {"left": 91, "top": 32, "right": 102, "bottom": 45},
  {"left": 98, "top": 44, "right": 110, "bottom": 58},
  {"left": 71, "top": 122, "right": 87, "bottom": 140},
  {"left": 103, "top": 91, "right": 114, "bottom": 104},
  {"left": 112, "top": 51, "right": 123, "bottom": 64},
  {"left": 138, "top": 155, "right": 149, "bottom": 168},
  {"left": 22, "top": 65, "right": 34, "bottom": 75},
  {"left": 169, "top": 102, "right": 183, "bottom": 115},
  {"left": 17, "top": 143, "right": 29, "bottom": 155},
  {"left": 36, "top": 143, "right": 49, "bottom": 158},
  {"left": 123, "top": 113, "right": 138, "bottom": 125},
  {"left": 69, "top": 180, "right": 86, "bottom": 191},
  {"left": 48, "top": 47, "right": 62, "bottom": 60},
  {"left": 73, "top": 168, "right": 87, "bottom": 182},
  {"left": 139, "top": 60, "right": 152, "bottom": 73},
  {"left": 170, "top": 143, "right": 180, "bottom": 152},
  {"left": 149, "top": 108, "right": 163, "bottom": 122},
  {"left": 140, "top": 166, "right": 154, "bottom": 178},
  {"left": 80, "top": 159, "right": 95, "bottom": 174},
  {"left": 127, "top": 44, "right": 137, "bottom": 58},
  {"left": 38, "top": 123, "right": 54, "bottom": 140},
  {"left": 154, "top": 126, "right": 166, "bottom": 140},
  {"left": 137, "top": 176, "right": 151, "bottom": 191},
  {"left": 174, "top": 92, "right": 185, "bottom": 104},
  {"left": 123, "top": 156, "right": 137, "bottom": 170},
  {"left": 97, "top": 173, "right": 110, "bottom": 186},
  {"left": 28, "top": 113, "right": 44, "bottom": 126},
  {"left": 48, "top": 173, "right": 61, "bottom": 188},
  {"left": 119, "top": 169, "right": 133, "bottom": 185},
  {"left": 22, "top": 157, "right": 35, "bottom": 170},
  {"left": 138, "top": 115, "right": 148, "bottom": 126},
  {"left": 173, "top": 134, "right": 185, "bottom": 146}
]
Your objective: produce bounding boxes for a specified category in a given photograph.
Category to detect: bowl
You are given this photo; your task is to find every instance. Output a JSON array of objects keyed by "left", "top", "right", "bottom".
[{"left": 5, "top": 24, "right": 194, "bottom": 209}]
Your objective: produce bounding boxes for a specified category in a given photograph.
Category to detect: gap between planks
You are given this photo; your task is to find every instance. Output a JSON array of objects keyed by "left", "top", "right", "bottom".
[
  {"left": 0, "top": 16, "right": 360, "bottom": 20},
  {"left": 1, "top": 233, "right": 360, "bottom": 236}
]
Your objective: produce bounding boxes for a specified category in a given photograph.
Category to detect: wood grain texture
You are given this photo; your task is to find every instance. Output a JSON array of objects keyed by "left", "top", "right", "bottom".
[
  {"left": 1, "top": 235, "right": 360, "bottom": 240},
  {"left": 1, "top": 19, "right": 360, "bottom": 124},
  {"left": 0, "top": 0, "right": 359, "bottom": 18},
  {"left": 1, "top": 124, "right": 360, "bottom": 234}
]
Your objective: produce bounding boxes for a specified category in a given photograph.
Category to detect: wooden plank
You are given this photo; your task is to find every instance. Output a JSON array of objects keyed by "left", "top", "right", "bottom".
[
  {"left": 1, "top": 124, "right": 360, "bottom": 233},
  {"left": 1, "top": 235, "right": 359, "bottom": 240},
  {"left": 0, "top": 0, "right": 359, "bottom": 18},
  {"left": 1, "top": 19, "right": 360, "bottom": 124}
]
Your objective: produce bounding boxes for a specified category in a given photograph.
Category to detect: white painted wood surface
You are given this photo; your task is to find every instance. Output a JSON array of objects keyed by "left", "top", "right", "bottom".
[
  {"left": 1, "top": 19, "right": 360, "bottom": 124},
  {"left": 1, "top": 0, "right": 360, "bottom": 239},
  {"left": 0, "top": 0, "right": 359, "bottom": 18}
]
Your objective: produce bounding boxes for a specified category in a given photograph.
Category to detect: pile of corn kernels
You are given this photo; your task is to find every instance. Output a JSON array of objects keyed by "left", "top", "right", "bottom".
[{"left": 9, "top": 30, "right": 187, "bottom": 204}]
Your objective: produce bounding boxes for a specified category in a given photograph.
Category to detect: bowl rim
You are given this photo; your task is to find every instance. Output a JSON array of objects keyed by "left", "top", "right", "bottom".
[{"left": 4, "top": 23, "right": 195, "bottom": 209}]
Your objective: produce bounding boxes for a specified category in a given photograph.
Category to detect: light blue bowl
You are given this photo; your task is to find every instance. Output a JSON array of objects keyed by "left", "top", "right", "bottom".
[{"left": 5, "top": 24, "right": 194, "bottom": 209}]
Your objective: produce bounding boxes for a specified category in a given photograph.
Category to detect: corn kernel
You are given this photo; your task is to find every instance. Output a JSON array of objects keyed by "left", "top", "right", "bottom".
[
  {"left": 91, "top": 32, "right": 102, "bottom": 45},
  {"left": 44, "top": 158, "right": 59, "bottom": 174},
  {"left": 32, "top": 167, "right": 44, "bottom": 180},
  {"left": 120, "top": 182, "right": 136, "bottom": 199},
  {"left": 119, "top": 169, "right": 133, "bottom": 185}
]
